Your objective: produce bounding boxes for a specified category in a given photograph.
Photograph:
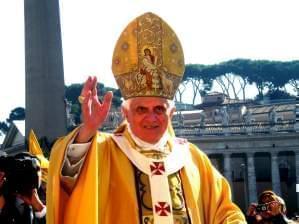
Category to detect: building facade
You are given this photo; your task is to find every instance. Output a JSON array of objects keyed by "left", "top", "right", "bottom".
[{"left": 173, "top": 97, "right": 299, "bottom": 215}]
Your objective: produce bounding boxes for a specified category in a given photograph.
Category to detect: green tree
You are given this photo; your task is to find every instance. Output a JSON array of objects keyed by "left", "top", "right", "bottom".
[
  {"left": 184, "top": 59, "right": 299, "bottom": 100},
  {"left": 7, "top": 107, "right": 25, "bottom": 122},
  {"left": 0, "top": 121, "right": 9, "bottom": 135},
  {"left": 183, "top": 64, "right": 213, "bottom": 104},
  {"left": 261, "top": 89, "right": 294, "bottom": 101}
]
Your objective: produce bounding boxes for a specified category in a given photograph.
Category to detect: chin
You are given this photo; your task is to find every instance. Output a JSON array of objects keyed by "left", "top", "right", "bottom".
[
  {"left": 139, "top": 136, "right": 159, "bottom": 143},
  {"left": 144, "top": 132, "right": 162, "bottom": 140},
  {"left": 138, "top": 134, "right": 161, "bottom": 144}
]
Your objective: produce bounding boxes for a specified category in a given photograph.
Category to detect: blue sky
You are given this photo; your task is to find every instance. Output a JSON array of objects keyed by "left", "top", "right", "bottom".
[{"left": 1, "top": 0, "right": 299, "bottom": 122}]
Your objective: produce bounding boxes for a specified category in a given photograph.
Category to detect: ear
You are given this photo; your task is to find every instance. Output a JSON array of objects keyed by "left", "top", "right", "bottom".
[
  {"left": 169, "top": 107, "right": 176, "bottom": 120},
  {"left": 121, "top": 106, "right": 129, "bottom": 120}
]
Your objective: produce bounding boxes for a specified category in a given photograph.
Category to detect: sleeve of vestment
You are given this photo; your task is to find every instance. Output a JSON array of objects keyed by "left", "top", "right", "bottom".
[
  {"left": 61, "top": 141, "right": 91, "bottom": 193},
  {"left": 47, "top": 128, "right": 110, "bottom": 224},
  {"left": 189, "top": 143, "right": 246, "bottom": 224}
]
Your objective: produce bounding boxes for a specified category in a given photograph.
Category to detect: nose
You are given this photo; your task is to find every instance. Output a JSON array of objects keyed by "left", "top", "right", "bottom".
[{"left": 145, "top": 111, "right": 158, "bottom": 121}]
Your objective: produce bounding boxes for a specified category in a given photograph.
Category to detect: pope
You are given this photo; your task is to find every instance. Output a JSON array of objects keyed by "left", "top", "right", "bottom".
[{"left": 47, "top": 12, "right": 246, "bottom": 224}]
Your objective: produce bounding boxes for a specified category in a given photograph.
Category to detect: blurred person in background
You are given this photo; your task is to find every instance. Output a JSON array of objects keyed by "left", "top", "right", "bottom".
[
  {"left": 0, "top": 152, "right": 46, "bottom": 224},
  {"left": 246, "top": 190, "right": 297, "bottom": 224}
]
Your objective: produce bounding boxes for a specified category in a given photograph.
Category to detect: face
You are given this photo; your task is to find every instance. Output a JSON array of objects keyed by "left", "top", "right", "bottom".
[
  {"left": 123, "top": 97, "right": 175, "bottom": 144},
  {"left": 258, "top": 195, "right": 281, "bottom": 219},
  {"left": 144, "top": 49, "right": 151, "bottom": 56}
]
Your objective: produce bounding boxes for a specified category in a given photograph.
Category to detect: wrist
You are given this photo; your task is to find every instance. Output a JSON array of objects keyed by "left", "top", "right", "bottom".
[
  {"left": 32, "top": 200, "right": 45, "bottom": 212},
  {"left": 34, "top": 206, "right": 47, "bottom": 218},
  {"left": 75, "top": 125, "right": 97, "bottom": 143}
]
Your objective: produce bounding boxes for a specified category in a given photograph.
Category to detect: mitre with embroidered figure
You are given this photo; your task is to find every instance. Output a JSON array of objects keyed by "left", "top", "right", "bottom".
[{"left": 112, "top": 12, "right": 185, "bottom": 99}]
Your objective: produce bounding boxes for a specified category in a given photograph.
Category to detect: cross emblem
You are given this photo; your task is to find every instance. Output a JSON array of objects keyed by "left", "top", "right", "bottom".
[
  {"left": 150, "top": 162, "right": 165, "bottom": 175},
  {"left": 154, "top": 202, "right": 171, "bottom": 216}
]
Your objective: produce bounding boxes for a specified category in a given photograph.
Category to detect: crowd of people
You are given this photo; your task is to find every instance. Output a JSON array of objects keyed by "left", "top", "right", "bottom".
[{"left": 0, "top": 152, "right": 46, "bottom": 224}]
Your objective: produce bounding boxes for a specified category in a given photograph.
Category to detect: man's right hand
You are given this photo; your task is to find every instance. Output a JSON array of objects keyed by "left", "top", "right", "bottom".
[
  {"left": 246, "top": 203, "right": 258, "bottom": 216},
  {"left": 75, "top": 76, "right": 113, "bottom": 143},
  {"left": 18, "top": 189, "right": 45, "bottom": 212}
]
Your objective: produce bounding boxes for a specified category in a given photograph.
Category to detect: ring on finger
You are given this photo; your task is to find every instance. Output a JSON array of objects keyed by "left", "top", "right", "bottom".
[{"left": 78, "top": 95, "right": 85, "bottom": 104}]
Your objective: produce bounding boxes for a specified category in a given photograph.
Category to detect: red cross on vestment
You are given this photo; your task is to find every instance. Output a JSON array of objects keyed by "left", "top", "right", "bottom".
[
  {"left": 154, "top": 202, "right": 171, "bottom": 216},
  {"left": 150, "top": 161, "right": 165, "bottom": 175}
]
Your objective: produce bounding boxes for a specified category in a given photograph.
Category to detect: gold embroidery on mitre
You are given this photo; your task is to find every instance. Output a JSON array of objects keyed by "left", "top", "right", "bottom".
[{"left": 112, "top": 12, "right": 185, "bottom": 99}]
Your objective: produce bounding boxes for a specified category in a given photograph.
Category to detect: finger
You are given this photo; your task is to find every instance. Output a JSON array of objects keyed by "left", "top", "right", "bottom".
[
  {"left": 91, "top": 93, "right": 101, "bottom": 112},
  {"left": 101, "top": 91, "right": 113, "bottom": 114},
  {"left": 93, "top": 91, "right": 113, "bottom": 124},
  {"left": 91, "top": 77, "right": 100, "bottom": 104},
  {"left": 91, "top": 76, "right": 98, "bottom": 97},
  {"left": 80, "top": 76, "right": 91, "bottom": 96},
  {"left": 82, "top": 90, "right": 91, "bottom": 105},
  {"left": 103, "top": 91, "right": 113, "bottom": 104},
  {"left": 81, "top": 76, "right": 95, "bottom": 96},
  {"left": 82, "top": 91, "right": 92, "bottom": 120}
]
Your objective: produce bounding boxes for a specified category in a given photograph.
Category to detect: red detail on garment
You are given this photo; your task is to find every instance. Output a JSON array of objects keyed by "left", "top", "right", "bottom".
[
  {"left": 150, "top": 162, "right": 165, "bottom": 175},
  {"left": 154, "top": 202, "right": 171, "bottom": 216}
]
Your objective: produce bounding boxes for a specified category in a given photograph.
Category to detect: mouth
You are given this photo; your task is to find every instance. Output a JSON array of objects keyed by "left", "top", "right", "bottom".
[{"left": 143, "top": 125, "right": 159, "bottom": 129}]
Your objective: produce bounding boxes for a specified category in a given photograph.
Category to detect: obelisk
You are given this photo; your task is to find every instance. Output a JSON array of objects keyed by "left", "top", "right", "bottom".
[{"left": 24, "top": 0, "right": 67, "bottom": 143}]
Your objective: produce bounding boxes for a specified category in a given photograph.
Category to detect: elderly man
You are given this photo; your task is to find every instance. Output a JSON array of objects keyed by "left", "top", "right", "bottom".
[{"left": 47, "top": 12, "right": 245, "bottom": 224}]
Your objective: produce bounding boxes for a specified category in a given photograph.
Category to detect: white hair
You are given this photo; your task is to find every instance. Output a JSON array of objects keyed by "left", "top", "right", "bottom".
[{"left": 121, "top": 98, "right": 175, "bottom": 110}]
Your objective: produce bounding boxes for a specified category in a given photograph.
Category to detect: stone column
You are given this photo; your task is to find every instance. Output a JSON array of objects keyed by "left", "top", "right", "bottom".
[
  {"left": 246, "top": 125, "right": 253, "bottom": 135},
  {"left": 223, "top": 153, "right": 232, "bottom": 185},
  {"left": 295, "top": 152, "right": 299, "bottom": 210},
  {"left": 25, "top": 0, "right": 67, "bottom": 143},
  {"left": 271, "top": 151, "right": 281, "bottom": 196},
  {"left": 247, "top": 153, "right": 257, "bottom": 204},
  {"left": 295, "top": 97, "right": 299, "bottom": 131}
]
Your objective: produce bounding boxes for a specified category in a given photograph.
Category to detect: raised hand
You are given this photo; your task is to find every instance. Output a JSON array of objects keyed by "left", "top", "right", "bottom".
[
  {"left": 75, "top": 76, "right": 113, "bottom": 143},
  {"left": 246, "top": 203, "right": 258, "bottom": 216},
  {"left": 17, "top": 189, "right": 45, "bottom": 212}
]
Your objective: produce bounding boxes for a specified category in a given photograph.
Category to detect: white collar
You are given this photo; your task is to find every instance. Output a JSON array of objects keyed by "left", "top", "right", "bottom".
[
  {"left": 111, "top": 134, "right": 189, "bottom": 224},
  {"left": 127, "top": 124, "right": 169, "bottom": 152}
]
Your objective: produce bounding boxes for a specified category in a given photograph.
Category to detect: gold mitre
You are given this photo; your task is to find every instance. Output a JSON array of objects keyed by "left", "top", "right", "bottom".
[{"left": 112, "top": 12, "right": 185, "bottom": 99}]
